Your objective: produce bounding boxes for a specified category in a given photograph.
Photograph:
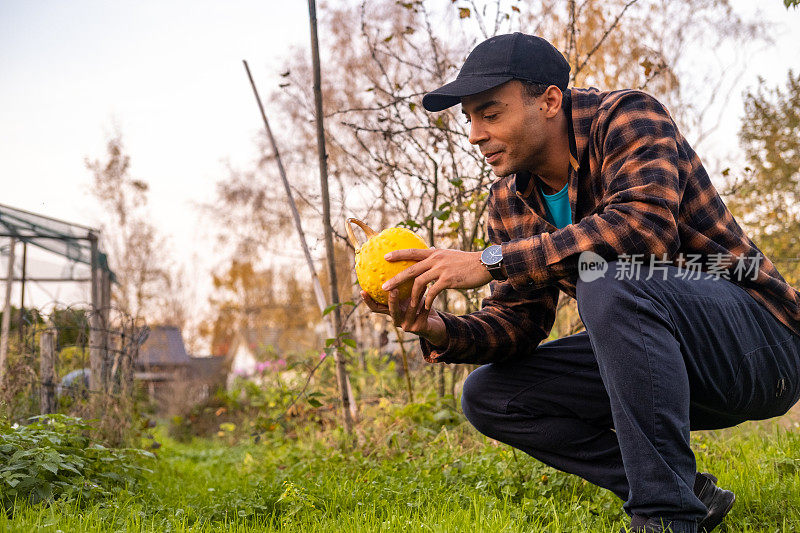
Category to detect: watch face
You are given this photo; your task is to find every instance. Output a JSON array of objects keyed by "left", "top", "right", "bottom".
[{"left": 481, "top": 244, "right": 503, "bottom": 267}]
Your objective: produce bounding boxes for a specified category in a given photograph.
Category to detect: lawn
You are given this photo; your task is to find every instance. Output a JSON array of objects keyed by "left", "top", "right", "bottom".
[{"left": 2, "top": 412, "right": 799, "bottom": 532}]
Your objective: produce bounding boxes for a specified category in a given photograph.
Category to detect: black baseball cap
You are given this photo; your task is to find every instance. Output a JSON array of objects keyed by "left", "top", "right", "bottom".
[{"left": 422, "top": 33, "right": 570, "bottom": 112}]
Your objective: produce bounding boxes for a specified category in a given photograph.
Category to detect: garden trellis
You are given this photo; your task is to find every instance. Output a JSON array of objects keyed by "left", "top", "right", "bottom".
[{"left": 0, "top": 203, "right": 115, "bottom": 391}]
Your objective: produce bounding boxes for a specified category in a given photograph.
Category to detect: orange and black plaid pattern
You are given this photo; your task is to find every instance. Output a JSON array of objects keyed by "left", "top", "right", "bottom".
[{"left": 421, "top": 87, "right": 800, "bottom": 364}]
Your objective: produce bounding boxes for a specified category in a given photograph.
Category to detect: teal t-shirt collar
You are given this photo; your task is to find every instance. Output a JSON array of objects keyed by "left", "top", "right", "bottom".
[{"left": 539, "top": 181, "right": 572, "bottom": 229}]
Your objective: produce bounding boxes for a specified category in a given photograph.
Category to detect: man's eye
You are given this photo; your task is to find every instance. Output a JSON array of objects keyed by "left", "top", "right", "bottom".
[{"left": 484, "top": 113, "right": 498, "bottom": 120}]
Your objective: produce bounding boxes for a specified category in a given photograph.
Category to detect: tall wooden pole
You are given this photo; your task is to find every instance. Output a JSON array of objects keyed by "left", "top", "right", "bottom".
[
  {"left": 17, "top": 242, "right": 26, "bottom": 343},
  {"left": 39, "top": 329, "right": 57, "bottom": 414},
  {"left": 88, "top": 231, "right": 103, "bottom": 391},
  {"left": 242, "top": 60, "right": 331, "bottom": 333},
  {"left": 242, "top": 61, "right": 357, "bottom": 423},
  {"left": 307, "top": 0, "right": 354, "bottom": 433},
  {"left": 0, "top": 237, "right": 16, "bottom": 389},
  {"left": 100, "top": 268, "right": 111, "bottom": 391},
  {"left": 393, "top": 326, "right": 415, "bottom": 403}
]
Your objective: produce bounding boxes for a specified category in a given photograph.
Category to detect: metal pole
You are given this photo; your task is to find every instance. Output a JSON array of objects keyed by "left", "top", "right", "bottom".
[
  {"left": 307, "top": 0, "right": 355, "bottom": 431},
  {"left": 0, "top": 237, "right": 16, "bottom": 388}
]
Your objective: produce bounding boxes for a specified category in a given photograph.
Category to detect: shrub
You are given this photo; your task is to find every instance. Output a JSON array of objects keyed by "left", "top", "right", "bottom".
[{"left": 0, "top": 414, "right": 154, "bottom": 510}]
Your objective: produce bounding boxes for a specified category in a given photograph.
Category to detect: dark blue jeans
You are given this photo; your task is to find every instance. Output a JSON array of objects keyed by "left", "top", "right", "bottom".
[{"left": 461, "top": 261, "right": 800, "bottom": 531}]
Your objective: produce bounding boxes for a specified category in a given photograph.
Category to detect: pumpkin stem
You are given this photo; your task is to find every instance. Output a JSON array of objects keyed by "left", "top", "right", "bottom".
[{"left": 346, "top": 218, "right": 377, "bottom": 250}]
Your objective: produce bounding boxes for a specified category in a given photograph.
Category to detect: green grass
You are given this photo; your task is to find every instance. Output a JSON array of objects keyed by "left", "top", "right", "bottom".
[{"left": 2, "top": 418, "right": 799, "bottom": 532}]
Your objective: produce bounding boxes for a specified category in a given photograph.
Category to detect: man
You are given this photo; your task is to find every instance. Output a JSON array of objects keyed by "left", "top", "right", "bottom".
[{"left": 361, "top": 32, "right": 800, "bottom": 533}]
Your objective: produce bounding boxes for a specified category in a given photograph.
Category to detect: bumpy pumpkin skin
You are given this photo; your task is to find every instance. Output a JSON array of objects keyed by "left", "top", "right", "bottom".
[{"left": 355, "top": 227, "right": 427, "bottom": 305}]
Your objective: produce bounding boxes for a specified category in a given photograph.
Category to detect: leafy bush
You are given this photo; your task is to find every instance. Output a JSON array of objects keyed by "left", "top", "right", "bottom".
[
  {"left": 0, "top": 414, "right": 154, "bottom": 510},
  {"left": 392, "top": 394, "right": 461, "bottom": 429},
  {"left": 168, "top": 349, "right": 335, "bottom": 442}
]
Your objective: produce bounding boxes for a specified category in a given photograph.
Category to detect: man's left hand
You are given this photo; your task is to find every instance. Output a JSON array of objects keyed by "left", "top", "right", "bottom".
[{"left": 381, "top": 248, "right": 492, "bottom": 311}]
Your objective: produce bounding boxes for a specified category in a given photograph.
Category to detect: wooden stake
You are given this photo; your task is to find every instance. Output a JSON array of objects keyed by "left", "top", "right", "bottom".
[
  {"left": 242, "top": 59, "right": 357, "bottom": 426},
  {"left": 88, "top": 231, "right": 103, "bottom": 391},
  {"left": 393, "top": 325, "right": 415, "bottom": 403},
  {"left": 40, "top": 329, "right": 57, "bottom": 414},
  {"left": 242, "top": 60, "right": 330, "bottom": 324},
  {"left": 307, "top": 0, "right": 355, "bottom": 434},
  {"left": 17, "top": 242, "right": 26, "bottom": 343},
  {"left": 0, "top": 237, "right": 16, "bottom": 389}
]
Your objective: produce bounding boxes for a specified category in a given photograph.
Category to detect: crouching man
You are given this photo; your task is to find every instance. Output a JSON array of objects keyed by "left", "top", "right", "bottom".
[{"left": 361, "top": 33, "right": 800, "bottom": 533}]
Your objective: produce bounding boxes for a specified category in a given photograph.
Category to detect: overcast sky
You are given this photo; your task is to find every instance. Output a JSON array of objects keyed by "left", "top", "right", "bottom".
[
  {"left": 1, "top": 0, "right": 798, "bottom": 321},
  {"left": 1, "top": 1, "right": 310, "bottom": 308}
]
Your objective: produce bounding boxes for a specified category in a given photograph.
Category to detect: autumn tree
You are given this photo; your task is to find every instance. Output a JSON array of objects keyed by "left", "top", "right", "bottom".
[
  {"left": 86, "top": 134, "right": 183, "bottom": 326},
  {"left": 210, "top": 0, "right": 768, "bottom": 397},
  {"left": 201, "top": 258, "right": 329, "bottom": 357},
  {"left": 727, "top": 70, "right": 800, "bottom": 287},
  {"left": 270, "top": 0, "right": 765, "bottom": 326}
]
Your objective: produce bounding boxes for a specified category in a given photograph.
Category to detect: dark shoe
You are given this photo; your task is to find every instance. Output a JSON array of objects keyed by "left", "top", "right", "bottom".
[
  {"left": 695, "top": 472, "right": 735, "bottom": 532},
  {"left": 619, "top": 473, "right": 735, "bottom": 533},
  {"left": 620, "top": 515, "right": 693, "bottom": 532}
]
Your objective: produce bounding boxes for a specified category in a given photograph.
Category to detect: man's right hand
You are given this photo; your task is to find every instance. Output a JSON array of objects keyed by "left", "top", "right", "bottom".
[{"left": 360, "top": 289, "right": 449, "bottom": 348}]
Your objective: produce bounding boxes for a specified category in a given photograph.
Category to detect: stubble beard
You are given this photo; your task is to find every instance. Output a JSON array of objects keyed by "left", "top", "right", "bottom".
[{"left": 491, "top": 166, "right": 514, "bottom": 178}]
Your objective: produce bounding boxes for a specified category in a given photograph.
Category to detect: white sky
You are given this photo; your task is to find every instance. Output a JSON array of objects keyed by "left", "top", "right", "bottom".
[
  {"left": 1, "top": 0, "right": 310, "bottom": 309},
  {"left": 1, "top": 0, "right": 798, "bottom": 324}
]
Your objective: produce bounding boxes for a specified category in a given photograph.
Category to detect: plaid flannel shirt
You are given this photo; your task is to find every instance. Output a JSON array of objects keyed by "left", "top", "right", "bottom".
[{"left": 421, "top": 87, "right": 800, "bottom": 364}]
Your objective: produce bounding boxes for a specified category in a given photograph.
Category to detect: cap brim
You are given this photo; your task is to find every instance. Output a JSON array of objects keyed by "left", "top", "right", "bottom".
[{"left": 422, "top": 75, "right": 513, "bottom": 112}]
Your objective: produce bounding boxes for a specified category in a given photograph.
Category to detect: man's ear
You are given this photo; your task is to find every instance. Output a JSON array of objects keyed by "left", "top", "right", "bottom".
[{"left": 543, "top": 85, "right": 563, "bottom": 117}]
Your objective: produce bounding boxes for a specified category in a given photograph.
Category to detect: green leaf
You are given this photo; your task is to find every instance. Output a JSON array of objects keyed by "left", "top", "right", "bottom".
[
  {"left": 307, "top": 398, "right": 323, "bottom": 408},
  {"left": 433, "top": 409, "right": 453, "bottom": 422},
  {"left": 431, "top": 209, "right": 451, "bottom": 221},
  {"left": 323, "top": 301, "right": 354, "bottom": 316},
  {"left": 342, "top": 338, "right": 358, "bottom": 349}
]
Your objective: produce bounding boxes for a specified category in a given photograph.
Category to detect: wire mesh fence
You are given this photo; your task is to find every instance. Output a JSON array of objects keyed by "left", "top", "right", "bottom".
[{"left": 0, "top": 302, "right": 149, "bottom": 430}]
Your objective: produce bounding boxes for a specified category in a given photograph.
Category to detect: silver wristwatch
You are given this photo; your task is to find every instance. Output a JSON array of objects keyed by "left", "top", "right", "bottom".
[{"left": 480, "top": 244, "right": 508, "bottom": 281}]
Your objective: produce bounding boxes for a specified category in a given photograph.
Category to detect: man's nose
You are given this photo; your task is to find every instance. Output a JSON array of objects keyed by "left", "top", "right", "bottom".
[{"left": 468, "top": 122, "right": 488, "bottom": 145}]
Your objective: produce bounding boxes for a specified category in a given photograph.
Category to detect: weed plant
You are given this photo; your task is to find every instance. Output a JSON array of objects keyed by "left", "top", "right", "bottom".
[{"left": 0, "top": 414, "right": 154, "bottom": 511}]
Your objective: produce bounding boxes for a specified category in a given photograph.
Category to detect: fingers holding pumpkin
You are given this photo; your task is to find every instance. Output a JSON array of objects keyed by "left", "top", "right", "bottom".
[
  {"left": 387, "top": 289, "right": 405, "bottom": 328},
  {"left": 403, "top": 284, "right": 430, "bottom": 329},
  {"left": 408, "top": 269, "right": 438, "bottom": 309},
  {"left": 361, "top": 290, "right": 389, "bottom": 315},
  {"left": 404, "top": 300, "right": 432, "bottom": 334},
  {"left": 424, "top": 279, "right": 449, "bottom": 310}
]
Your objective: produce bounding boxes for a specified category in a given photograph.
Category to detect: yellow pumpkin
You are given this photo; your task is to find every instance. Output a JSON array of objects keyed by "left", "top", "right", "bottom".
[{"left": 347, "top": 218, "right": 427, "bottom": 305}]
